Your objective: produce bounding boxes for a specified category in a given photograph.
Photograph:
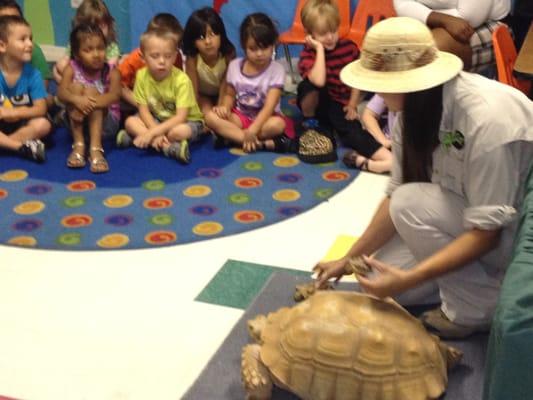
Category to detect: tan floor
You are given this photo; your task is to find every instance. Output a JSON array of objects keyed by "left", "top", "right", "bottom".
[{"left": 0, "top": 172, "right": 388, "bottom": 400}]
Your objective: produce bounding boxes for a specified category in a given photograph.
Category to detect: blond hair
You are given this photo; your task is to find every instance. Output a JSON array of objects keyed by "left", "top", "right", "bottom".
[
  {"left": 139, "top": 28, "right": 178, "bottom": 52},
  {"left": 301, "top": 0, "right": 340, "bottom": 33}
]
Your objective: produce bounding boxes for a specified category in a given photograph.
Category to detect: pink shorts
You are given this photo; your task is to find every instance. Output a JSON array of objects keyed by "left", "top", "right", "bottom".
[{"left": 232, "top": 108, "right": 295, "bottom": 139}]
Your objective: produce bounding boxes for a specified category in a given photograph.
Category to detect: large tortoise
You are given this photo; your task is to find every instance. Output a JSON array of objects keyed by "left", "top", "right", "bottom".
[{"left": 241, "top": 291, "right": 462, "bottom": 400}]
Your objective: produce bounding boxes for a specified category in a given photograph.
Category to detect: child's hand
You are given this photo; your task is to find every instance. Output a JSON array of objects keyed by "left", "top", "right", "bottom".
[
  {"left": 134, "top": 132, "right": 155, "bottom": 149},
  {"left": 74, "top": 95, "right": 96, "bottom": 115},
  {"left": 151, "top": 135, "right": 169, "bottom": 151},
  {"left": 343, "top": 105, "right": 359, "bottom": 121},
  {"left": 305, "top": 35, "right": 323, "bottom": 51},
  {"left": 242, "top": 129, "right": 258, "bottom": 153},
  {"left": 213, "top": 105, "right": 229, "bottom": 120},
  {"left": 381, "top": 138, "right": 392, "bottom": 150}
]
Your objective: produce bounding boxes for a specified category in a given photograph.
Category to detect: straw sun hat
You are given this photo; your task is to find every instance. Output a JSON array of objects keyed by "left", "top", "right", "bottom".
[{"left": 340, "top": 17, "right": 463, "bottom": 93}]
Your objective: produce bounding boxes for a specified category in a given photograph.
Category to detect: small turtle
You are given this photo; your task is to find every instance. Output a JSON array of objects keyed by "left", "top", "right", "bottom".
[{"left": 242, "top": 291, "right": 462, "bottom": 400}]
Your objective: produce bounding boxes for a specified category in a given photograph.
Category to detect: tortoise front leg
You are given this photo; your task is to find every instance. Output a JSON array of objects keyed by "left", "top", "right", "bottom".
[
  {"left": 241, "top": 344, "right": 273, "bottom": 400},
  {"left": 247, "top": 315, "right": 267, "bottom": 343}
]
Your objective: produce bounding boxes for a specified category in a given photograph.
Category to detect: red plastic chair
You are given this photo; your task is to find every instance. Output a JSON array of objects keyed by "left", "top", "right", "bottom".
[
  {"left": 492, "top": 24, "right": 531, "bottom": 96},
  {"left": 345, "top": 0, "right": 396, "bottom": 49},
  {"left": 279, "top": 0, "right": 351, "bottom": 82}
]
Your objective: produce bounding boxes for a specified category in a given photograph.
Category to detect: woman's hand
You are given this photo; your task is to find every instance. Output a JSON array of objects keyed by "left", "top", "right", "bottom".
[
  {"left": 356, "top": 256, "right": 415, "bottom": 298},
  {"left": 313, "top": 257, "right": 348, "bottom": 288},
  {"left": 441, "top": 15, "right": 474, "bottom": 43}
]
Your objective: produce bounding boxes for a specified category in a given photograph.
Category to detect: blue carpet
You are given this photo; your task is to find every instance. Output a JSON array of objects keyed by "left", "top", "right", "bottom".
[{"left": 0, "top": 97, "right": 359, "bottom": 250}]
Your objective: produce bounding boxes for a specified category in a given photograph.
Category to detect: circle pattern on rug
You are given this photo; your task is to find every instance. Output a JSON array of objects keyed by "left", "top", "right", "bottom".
[{"left": 1, "top": 95, "right": 359, "bottom": 250}]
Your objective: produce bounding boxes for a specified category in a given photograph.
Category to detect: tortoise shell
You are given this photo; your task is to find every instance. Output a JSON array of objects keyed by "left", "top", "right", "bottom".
[{"left": 259, "top": 291, "right": 448, "bottom": 400}]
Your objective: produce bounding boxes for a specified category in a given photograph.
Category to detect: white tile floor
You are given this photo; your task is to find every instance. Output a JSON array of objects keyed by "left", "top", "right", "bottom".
[{"left": 0, "top": 171, "right": 388, "bottom": 399}]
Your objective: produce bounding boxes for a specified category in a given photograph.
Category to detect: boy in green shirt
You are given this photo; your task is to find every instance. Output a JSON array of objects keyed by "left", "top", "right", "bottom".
[{"left": 117, "top": 29, "right": 203, "bottom": 164}]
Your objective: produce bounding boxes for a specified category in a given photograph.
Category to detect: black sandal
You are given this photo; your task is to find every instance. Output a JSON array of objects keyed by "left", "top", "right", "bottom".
[{"left": 342, "top": 150, "right": 369, "bottom": 171}]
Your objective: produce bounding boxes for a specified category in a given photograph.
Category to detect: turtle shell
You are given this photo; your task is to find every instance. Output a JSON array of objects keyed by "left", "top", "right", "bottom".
[{"left": 259, "top": 291, "right": 448, "bottom": 400}]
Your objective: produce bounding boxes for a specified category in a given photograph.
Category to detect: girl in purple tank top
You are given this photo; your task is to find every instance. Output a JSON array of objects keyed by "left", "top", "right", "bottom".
[{"left": 57, "top": 24, "right": 121, "bottom": 173}]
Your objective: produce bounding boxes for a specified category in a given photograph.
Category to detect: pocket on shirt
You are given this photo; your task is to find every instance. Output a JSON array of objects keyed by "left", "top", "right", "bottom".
[{"left": 437, "top": 147, "right": 465, "bottom": 196}]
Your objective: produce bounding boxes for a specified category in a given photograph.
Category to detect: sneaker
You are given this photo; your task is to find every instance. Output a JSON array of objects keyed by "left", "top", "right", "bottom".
[
  {"left": 272, "top": 134, "right": 298, "bottom": 153},
  {"left": 19, "top": 139, "right": 45, "bottom": 162},
  {"left": 419, "top": 308, "right": 490, "bottom": 339},
  {"left": 116, "top": 129, "right": 133, "bottom": 148},
  {"left": 164, "top": 140, "right": 190, "bottom": 164}
]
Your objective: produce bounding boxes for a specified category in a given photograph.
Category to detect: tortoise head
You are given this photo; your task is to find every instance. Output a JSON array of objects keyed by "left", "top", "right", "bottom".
[{"left": 247, "top": 314, "right": 267, "bottom": 343}]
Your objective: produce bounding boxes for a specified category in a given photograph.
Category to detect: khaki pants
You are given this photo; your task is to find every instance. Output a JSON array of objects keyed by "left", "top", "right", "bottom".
[{"left": 374, "top": 183, "right": 510, "bottom": 327}]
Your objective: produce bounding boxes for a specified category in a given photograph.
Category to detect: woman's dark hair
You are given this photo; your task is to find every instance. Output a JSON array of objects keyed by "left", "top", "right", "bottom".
[
  {"left": 401, "top": 84, "right": 444, "bottom": 183},
  {"left": 70, "top": 23, "right": 106, "bottom": 59},
  {"left": 182, "top": 7, "right": 235, "bottom": 57},
  {"left": 239, "top": 12, "right": 278, "bottom": 49}
]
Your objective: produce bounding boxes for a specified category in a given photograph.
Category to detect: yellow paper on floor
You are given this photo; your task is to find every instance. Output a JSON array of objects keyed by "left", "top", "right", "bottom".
[{"left": 321, "top": 234, "right": 359, "bottom": 282}]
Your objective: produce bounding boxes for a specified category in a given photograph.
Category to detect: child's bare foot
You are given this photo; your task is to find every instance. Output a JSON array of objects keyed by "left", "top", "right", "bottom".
[
  {"left": 88, "top": 147, "right": 109, "bottom": 173},
  {"left": 67, "top": 142, "right": 86, "bottom": 168}
]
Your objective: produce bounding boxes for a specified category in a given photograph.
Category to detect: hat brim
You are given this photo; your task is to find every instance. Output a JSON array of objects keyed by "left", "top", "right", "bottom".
[{"left": 340, "top": 51, "right": 463, "bottom": 93}]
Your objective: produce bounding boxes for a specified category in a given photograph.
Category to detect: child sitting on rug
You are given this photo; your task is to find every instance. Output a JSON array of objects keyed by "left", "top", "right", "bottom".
[
  {"left": 54, "top": 0, "right": 120, "bottom": 83},
  {"left": 182, "top": 7, "right": 235, "bottom": 116},
  {"left": 343, "top": 94, "right": 395, "bottom": 173},
  {"left": 205, "top": 12, "right": 297, "bottom": 153},
  {"left": 360, "top": 94, "right": 397, "bottom": 150},
  {"left": 117, "top": 28, "right": 204, "bottom": 164},
  {"left": 297, "top": 0, "right": 391, "bottom": 173},
  {"left": 0, "top": 15, "right": 51, "bottom": 162},
  {"left": 118, "top": 13, "right": 184, "bottom": 115},
  {"left": 57, "top": 24, "right": 121, "bottom": 173},
  {"left": 0, "top": 0, "right": 52, "bottom": 107}
]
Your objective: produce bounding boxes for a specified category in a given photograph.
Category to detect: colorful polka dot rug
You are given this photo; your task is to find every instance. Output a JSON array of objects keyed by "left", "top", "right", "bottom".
[{"left": 0, "top": 99, "right": 359, "bottom": 250}]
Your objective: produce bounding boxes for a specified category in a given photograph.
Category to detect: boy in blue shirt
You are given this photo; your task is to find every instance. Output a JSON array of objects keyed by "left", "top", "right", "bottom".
[{"left": 0, "top": 15, "right": 51, "bottom": 161}]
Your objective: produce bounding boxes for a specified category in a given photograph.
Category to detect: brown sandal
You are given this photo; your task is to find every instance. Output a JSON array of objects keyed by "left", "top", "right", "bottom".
[
  {"left": 67, "top": 142, "right": 86, "bottom": 168},
  {"left": 88, "top": 147, "right": 109, "bottom": 173},
  {"left": 342, "top": 150, "right": 369, "bottom": 171}
]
